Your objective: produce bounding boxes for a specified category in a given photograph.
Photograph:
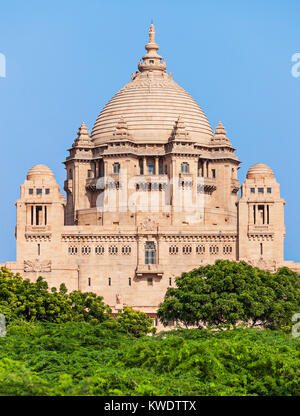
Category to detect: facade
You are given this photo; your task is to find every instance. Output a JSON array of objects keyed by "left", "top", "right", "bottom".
[{"left": 4, "top": 25, "right": 300, "bottom": 316}]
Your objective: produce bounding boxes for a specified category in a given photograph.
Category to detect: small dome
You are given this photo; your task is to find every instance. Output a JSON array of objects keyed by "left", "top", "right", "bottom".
[
  {"left": 27, "top": 164, "right": 55, "bottom": 181},
  {"left": 246, "top": 163, "right": 274, "bottom": 179}
]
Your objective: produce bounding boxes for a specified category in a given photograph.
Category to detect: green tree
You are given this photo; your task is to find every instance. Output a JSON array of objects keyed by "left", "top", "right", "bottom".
[
  {"left": 157, "top": 260, "right": 300, "bottom": 329},
  {"left": 0, "top": 268, "right": 111, "bottom": 324},
  {"left": 115, "top": 306, "right": 155, "bottom": 337}
]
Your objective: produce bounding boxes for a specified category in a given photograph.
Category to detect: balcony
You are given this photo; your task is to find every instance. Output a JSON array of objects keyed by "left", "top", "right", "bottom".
[
  {"left": 231, "top": 179, "right": 240, "bottom": 194},
  {"left": 86, "top": 178, "right": 99, "bottom": 191},
  {"left": 64, "top": 179, "right": 73, "bottom": 193},
  {"left": 248, "top": 224, "right": 274, "bottom": 235},
  {"left": 136, "top": 264, "right": 164, "bottom": 277},
  {"left": 197, "top": 177, "right": 217, "bottom": 194},
  {"left": 25, "top": 225, "right": 51, "bottom": 233}
]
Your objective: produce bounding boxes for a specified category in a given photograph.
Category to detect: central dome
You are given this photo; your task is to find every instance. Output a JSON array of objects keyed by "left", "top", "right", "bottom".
[{"left": 91, "top": 25, "right": 213, "bottom": 145}]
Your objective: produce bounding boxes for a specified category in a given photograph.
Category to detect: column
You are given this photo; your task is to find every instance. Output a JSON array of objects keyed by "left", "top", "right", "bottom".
[
  {"left": 94, "top": 161, "right": 98, "bottom": 178},
  {"left": 143, "top": 157, "right": 147, "bottom": 175},
  {"left": 33, "top": 205, "right": 36, "bottom": 226},
  {"left": 155, "top": 157, "right": 159, "bottom": 175}
]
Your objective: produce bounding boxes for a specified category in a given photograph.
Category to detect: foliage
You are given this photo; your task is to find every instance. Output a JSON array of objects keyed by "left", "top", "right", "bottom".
[
  {"left": 115, "top": 306, "right": 155, "bottom": 337},
  {"left": 0, "top": 322, "right": 299, "bottom": 396},
  {"left": 157, "top": 261, "right": 300, "bottom": 329},
  {"left": 0, "top": 268, "right": 111, "bottom": 323}
]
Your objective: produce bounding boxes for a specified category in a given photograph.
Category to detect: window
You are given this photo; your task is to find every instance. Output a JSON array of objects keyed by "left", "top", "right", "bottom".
[
  {"left": 88, "top": 278, "right": 91, "bottom": 286},
  {"left": 169, "top": 277, "right": 172, "bottom": 286},
  {"left": 108, "top": 277, "right": 111, "bottom": 286},
  {"left": 182, "top": 245, "right": 192, "bottom": 255},
  {"left": 147, "top": 163, "right": 155, "bottom": 175},
  {"left": 45, "top": 189, "right": 50, "bottom": 195},
  {"left": 69, "top": 169, "right": 73, "bottom": 179},
  {"left": 109, "top": 245, "right": 118, "bottom": 255},
  {"left": 36, "top": 189, "right": 42, "bottom": 195},
  {"left": 169, "top": 245, "right": 179, "bottom": 255},
  {"left": 258, "top": 205, "right": 265, "bottom": 224},
  {"left": 260, "top": 243, "right": 263, "bottom": 256},
  {"left": 95, "top": 245, "right": 104, "bottom": 255},
  {"left": 181, "top": 162, "right": 189, "bottom": 174},
  {"left": 250, "top": 188, "right": 255, "bottom": 193},
  {"left": 149, "top": 60, "right": 154, "bottom": 63},
  {"left": 196, "top": 245, "right": 205, "bottom": 254},
  {"left": 223, "top": 245, "right": 232, "bottom": 254},
  {"left": 258, "top": 188, "right": 264, "bottom": 194},
  {"left": 122, "top": 245, "right": 131, "bottom": 255},
  {"left": 159, "top": 159, "right": 163, "bottom": 174},
  {"left": 145, "top": 242, "right": 156, "bottom": 264},
  {"left": 211, "top": 169, "right": 216, "bottom": 178},
  {"left": 35, "top": 206, "right": 43, "bottom": 225},
  {"left": 29, "top": 189, "right": 33, "bottom": 195},
  {"left": 68, "top": 246, "right": 78, "bottom": 255},
  {"left": 113, "top": 163, "right": 120, "bottom": 174},
  {"left": 147, "top": 277, "right": 153, "bottom": 286},
  {"left": 81, "top": 246, "right": 91, "bottom": 255},
  {"left": 210, "top": 245, "right": 219, "bottom": 255},
  {"left": 87, "top": 170, "right": 92, "bottom": 178},
  {"left": 37, "top": 244, "right": 40, "bottom": 256},
  {"left": 267, "top": 188, "right": 272, "bottom": 194},
  {"left": 139, "top": 159, "right": 144, "bottom": 175},
  {"left": 129, "top": 277, "right": 132, "bottom": 286}
]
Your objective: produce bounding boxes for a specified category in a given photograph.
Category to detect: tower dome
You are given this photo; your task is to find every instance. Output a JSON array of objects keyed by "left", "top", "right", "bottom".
[
  {"left": 246, "top": 163, "right": 274, "bottom": 179},
  {"left": 27, "top": 164, "right": 55, "bottom": 181},
  {"left": 91, "top": 24, "right": 213, "bottom": 145}
]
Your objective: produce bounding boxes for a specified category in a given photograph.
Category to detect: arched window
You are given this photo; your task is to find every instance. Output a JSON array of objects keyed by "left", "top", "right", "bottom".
[
  {"left": 113, "top": 163, "right": 120, "bottom": 174},
  {"left": 145, "top": 241, "right": 156, "bottom": 264},
  {"left": 181, "top": 162, "right": 189, "bottom": 174}
]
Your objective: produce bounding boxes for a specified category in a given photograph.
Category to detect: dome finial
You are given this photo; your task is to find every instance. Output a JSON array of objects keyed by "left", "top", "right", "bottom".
[
  {"left": 138, "top": 24, "right": 166, "bottom": 73},
  {"left": 149, "top": 23, "right": 156, "bottom": 43}
]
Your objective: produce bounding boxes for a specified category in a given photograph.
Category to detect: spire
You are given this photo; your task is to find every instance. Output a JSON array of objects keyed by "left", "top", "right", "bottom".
[
  {"left": 212, "top": 121, "right": 231, "bottom": 145},
  {"left": 138, "top": 24, "right": 166, "bottom": 73},
  {"left": 170, "top": 115, "right": 190, "bottom": 141},
  {"left": 72, "top": 122, "right": 93, "bottom": 148},
  {"left": 113, "top": 116, "right": 130, "bottom": 139}
]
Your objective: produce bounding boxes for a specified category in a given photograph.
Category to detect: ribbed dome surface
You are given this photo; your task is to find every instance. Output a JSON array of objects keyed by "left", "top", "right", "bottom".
[
  {"left": 91, "top": 24, "right": 213, "bottom": 145},
  {"left": 27, "top": 164, "right": 55, "bottom": 181},
  {"left": 247, "top": 163, "right": 274, "bottom": 179},
  {"left": 91, "top": 72, "right": 213, "bottom": 145}
]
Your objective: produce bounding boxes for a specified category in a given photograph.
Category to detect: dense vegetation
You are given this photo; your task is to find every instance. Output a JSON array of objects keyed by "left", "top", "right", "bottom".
[
  {"left": 0, "top": 268, "right": 153, "bottom": 337},
  {"left": 158, "top": 260, "right": 300, "bottom": 330},
  {"left": 0, "top": 322, "right": 299, "bottom": 396},
  {"left": 0, "top": 262, "right": 299, "bottom": 396}
]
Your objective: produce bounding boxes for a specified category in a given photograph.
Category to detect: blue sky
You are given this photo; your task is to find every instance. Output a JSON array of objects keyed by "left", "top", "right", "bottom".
[{"left": 0, "top": 0, "right": 299, "bottom": 263}]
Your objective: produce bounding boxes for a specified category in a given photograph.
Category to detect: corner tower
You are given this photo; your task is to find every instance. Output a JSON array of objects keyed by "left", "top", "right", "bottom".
[
  {"left": 15, "top": 164, "right": 66, "bottom": 266},
  {"left": 237, "top": 163, "right": 285, "bottom": 269}
]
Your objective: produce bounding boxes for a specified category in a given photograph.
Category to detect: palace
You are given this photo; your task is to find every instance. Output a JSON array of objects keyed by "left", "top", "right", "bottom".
[{"left": 3, "top": 25, "right": 300, "bottom": 317}]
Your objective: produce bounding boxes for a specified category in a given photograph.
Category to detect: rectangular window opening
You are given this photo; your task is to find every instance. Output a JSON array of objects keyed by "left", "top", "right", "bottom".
[{"left": 36, "top": 206, "right": 43, "bottom": 225}]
